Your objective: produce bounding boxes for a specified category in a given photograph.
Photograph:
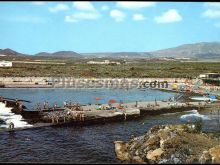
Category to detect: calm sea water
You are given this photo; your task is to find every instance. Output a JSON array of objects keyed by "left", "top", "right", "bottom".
[
  {"left": 0, "top": 88, "right": 219, "bottom": 163},
  {"left": 0, "top": 88, "right": 176, "bottom": 109}
]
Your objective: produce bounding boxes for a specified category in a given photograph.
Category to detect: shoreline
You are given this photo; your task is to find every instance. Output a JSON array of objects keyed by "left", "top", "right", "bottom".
[{"left": 0, "top": 76, "right": 219, "bottom": 97}]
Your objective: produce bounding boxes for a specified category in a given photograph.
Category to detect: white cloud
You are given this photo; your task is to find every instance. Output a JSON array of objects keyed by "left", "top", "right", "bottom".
[
  {"left": 116, "top": 1, "right": 156, "bottom": 10},
  {"left": 154, "top": 9, "right": 182, "bottom": 23},
  {"left": 49, "top": 4, "right": 69, "bottom": 13},
  {"left": 32, "top": 2, "right": 46, "bottom": 5},
  {"left": 202, "top": 3, "right": 220, "bottom": 27},
  {"left": 110, "top": 9, "right": 125, "bottom": 22},
  {"left": 101, "top": 5, "right": 109, "bottom": 11},
  {"left": 204, "top": 2, "right": 220, "bottom": 9},
  {"left": 73, "top": 1, "right": 96, "bottom": 11},
  {"left": 133, "top": 14, "right": 145, "bottom": 21},
  {"left": 66, "top": 2, "right": 100, "bottom": 23},
  {"left": 65, "top": 12, "right": 100, "bottom": 23},
  {"left": 202, "top": 9, "right": 220, "bottom": 18}
]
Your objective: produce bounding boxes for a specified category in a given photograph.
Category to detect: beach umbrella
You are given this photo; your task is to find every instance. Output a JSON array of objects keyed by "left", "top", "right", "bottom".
[
  {"left": 171, "top": 84, "right": 178, "bottom": 90},
  {"left": 108, "top": 99, "right": 117, "bottom": 104},
  {"left": 209, "top": 95, "right": 217, "bottom": 100},
  {"left": 95, "top": 97, "right": 102, "bottom": 100},
  {"left": 95, "top": 97, "right": 102, "bottom": 106}
]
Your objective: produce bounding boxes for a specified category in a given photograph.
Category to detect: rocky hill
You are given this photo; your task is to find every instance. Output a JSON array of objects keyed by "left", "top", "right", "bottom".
[
  {"left": 114, "top": 124, "right": 220, "bottom": 164},
  {"left": 149, "top": 42, "right": 220, "bottom": 59},
  {"left": 0, "top": 48, "right": 27, "bottom": 56},
  {"left": 35, "top": 51, "right": 82, "bottom": 58}
]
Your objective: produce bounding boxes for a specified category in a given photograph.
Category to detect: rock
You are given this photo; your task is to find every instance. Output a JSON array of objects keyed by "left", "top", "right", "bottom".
[
  {"left": 188, "top": 148, "right": 193, "bottom": 154},
  {"left": 169, "top": 154, "right": 182, "bottom": 163},
  {"left": 149, "top": 125, "right": 163, "bottom": 134},
  {"left": 114, "top": 141, "right": 130, "bottom": 161},
  {"left": 162, "top": 137, "right": 181, "bottom": 150},
  {"left": 209, "top": 145, "right": 220, "bottom": 163},
  {"left": 135, "top": 149, "right": 139, "bottom": 156},
  {"left": 158, "top": 159, "right": 169, "bottom": 164},
  {"left": 173, "top": 157, "right": 181, "bottom": 164},
  {"left": 158, "top": 129, "right": 171, "bottom": 141},
  {"left": 114, "top": 124, "right": 220, "bottom": 164},
  {"left": 199, "top": 151, "right": 212, "bottom": 164},
  {"left": 132, "top": 156, "right": 145, "bottom": 164},
  {"left": 167, "top": 124, "right": 189, "bottom": 132},
  {"left": 185, "top": 155, "right": 198, "bottom": 164},
  {"left": 146, "top": 148, "right": 164, "bottom": 161},
  {"left": 146, "top": 135, "right": 160, "bottom": 147},
  {"left": 133, "top": 135, "right": 145, "bottom": 142}
]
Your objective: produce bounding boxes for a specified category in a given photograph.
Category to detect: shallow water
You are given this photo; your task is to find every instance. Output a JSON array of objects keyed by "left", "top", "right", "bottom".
[
  {"left": 0, "top": 88, "right": 219, "bottom": 163},
  {"left": 0, "top": 88, "right": 176, "bottom": 108}
]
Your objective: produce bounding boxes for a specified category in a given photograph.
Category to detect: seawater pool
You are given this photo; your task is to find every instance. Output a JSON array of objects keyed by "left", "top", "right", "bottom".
[{"left": 0, "top": 88, "right": 219, "bottom": 163}]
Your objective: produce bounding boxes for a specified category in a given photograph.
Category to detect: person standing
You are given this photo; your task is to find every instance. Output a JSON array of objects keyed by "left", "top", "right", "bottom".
[
  {"left": 9, "top": 122, "right": 14, "bottom": 130},
  {"left": 43, "top": 101, "right": 46, "bottom": 109},
  {"left": 135, "top": 101, "right": 138, "bottom": 107}
]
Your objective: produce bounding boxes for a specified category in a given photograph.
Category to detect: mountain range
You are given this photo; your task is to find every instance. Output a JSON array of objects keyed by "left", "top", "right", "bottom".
[
  {"left": 1, "top": 42, "right": 220, "bottom": 59},
  {"left": 35, "top": 51, "right": 82, "bottom": 58}
]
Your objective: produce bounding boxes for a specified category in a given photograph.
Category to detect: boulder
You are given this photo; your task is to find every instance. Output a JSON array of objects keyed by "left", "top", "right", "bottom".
[
  {"left": 209, "top": 145, "right": 220, "bottom": 163},
  {"left": 199, "top": 151, "right": 212, "bottom": 164},
  {"left": 146, "top": 148, "right": 164, "bottom": 161},
  {"left": 114, "top": 141, "right": 130, "bottom": 161},
  {"left": 162, "top": 136, "right": 182, "bottom": 150},
  {"left": 146, "top": 135, "right": 160, "bottom": 147},
  {"left": 132, "top": 156, "right": 145, "bottom": 164},
  {"left": 114, "top": 124, "right": 220, "bottom": 164}
]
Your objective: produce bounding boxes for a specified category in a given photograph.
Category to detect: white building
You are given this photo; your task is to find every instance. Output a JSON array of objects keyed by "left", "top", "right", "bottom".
[
  {"left": 0, "top": 61, "right": 12, "bottom": 67},
  {"left": 199, "top": 73, "right": 220, "bottom": 79},
  {"left": 87, "top": 60, "right": 120, "bottom": 65}
]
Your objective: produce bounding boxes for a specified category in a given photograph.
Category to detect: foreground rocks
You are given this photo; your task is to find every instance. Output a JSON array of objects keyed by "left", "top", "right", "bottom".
[{"left": 114, "top": 124, "right": 220, "bottom": 164}]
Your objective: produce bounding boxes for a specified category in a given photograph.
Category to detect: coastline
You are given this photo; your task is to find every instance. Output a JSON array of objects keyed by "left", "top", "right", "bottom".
[{"left": 0, "top": 76, "right": 219, "bottom": 97}]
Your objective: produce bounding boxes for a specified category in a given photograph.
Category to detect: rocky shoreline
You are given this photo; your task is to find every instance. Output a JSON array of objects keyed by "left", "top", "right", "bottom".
[{"left": 114, "top": 124, "right": 220, "bottom": 164}]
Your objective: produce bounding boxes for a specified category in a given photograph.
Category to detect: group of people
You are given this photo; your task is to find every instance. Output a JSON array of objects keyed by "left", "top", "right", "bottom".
[
  {"left": 65, "top": 103, "right": 83, "bottom": 111},
  {"left": 49, "top": 110, "right": 86, "bottom": 124},
  {"left": 35, "top": 102, "right": 59, "bottom": 111}
]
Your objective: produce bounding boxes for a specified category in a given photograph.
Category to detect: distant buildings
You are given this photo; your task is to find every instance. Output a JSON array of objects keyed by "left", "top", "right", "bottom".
[
  {"left": 0, "top": 61, "right": 12, "bottom": 67},
  {"left": 199, "top": 73, "right": 220, "bottom": 79},
  {"left": 87, "top": 60, "right": 120, "bottom": 65},
  {"left": 175, "top": 57, "right": 190, "bottom": 60}
]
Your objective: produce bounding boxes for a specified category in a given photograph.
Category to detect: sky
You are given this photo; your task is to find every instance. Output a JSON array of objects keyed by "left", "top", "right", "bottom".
[{"left": 0, "top": 1, "right": 220, "bottom": 55}]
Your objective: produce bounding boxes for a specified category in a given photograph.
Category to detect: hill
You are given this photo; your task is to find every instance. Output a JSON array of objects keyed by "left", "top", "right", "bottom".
[
  {"left": 35, "top": 51, "right": 82, "bottom": 58},
  {"left": 1, "top": 42, "right": 220, "bottom": 59},
  {"left": 149, "top": 42, "right": 220, "bottom": 59},
  {"left": 0, "top": 48, "right": 27, "bottom": 56}
]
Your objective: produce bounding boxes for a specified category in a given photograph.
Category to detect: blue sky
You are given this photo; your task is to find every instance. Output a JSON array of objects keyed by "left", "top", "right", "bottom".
[{"left": 0, "top": 1, "right": 220, "bottom": 55}]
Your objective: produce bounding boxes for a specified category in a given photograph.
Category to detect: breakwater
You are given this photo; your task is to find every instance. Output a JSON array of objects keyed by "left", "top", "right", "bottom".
[{"left": 0, "top": 96, "right": 207, "bottom": 132}]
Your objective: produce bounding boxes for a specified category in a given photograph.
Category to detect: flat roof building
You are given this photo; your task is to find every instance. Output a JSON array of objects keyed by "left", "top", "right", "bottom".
[
  {"left": 0, "top": 61, "right": 12, "bottom": 67},
  {"left": 199, "top": 73, "right": 220, "bottom": 79}
]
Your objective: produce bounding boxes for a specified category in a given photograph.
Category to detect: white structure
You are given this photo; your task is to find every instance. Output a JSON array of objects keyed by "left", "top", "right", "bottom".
[
  {"left": 87, "top": 60, "right": 120, "bottom": 65},
  {"left": 199, "top": 73, "right": 220, "bottom": 79},
  {"left": 0, "top": 61, "right": 12, "bottom": 67}
]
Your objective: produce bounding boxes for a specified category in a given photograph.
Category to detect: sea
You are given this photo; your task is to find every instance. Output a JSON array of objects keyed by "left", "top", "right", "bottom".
[{"left": 0, "top": 88, "right": 219, "bottom": 163}]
